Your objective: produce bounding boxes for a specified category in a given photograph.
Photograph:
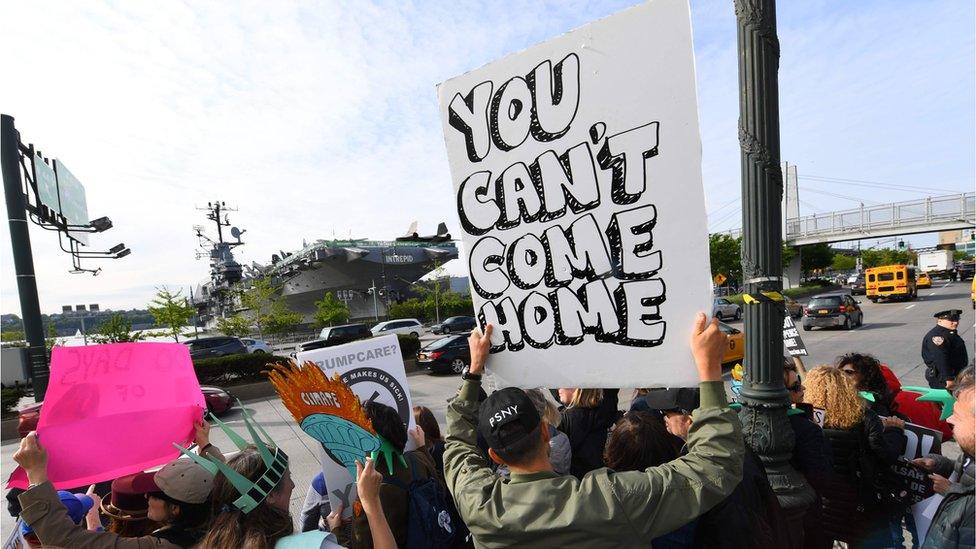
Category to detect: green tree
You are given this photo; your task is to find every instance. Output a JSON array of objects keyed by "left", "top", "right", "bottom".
[
  {"left": 314, "top": 292, "right": 350, "bottom": 328},
  {"left": 953, "top": 250, "right": 972, "bottom": 261},
  {"left": 831, "top": 254, "right": 857, "bottom": 272},
  {"left": 709, "top": 234, "right": 742, "bottom": 282},
  {"left": 413, "top": 261, "right": 450, "bottom": 323},
  {"left": 148, "top": 287, "right": 195, "bottom": 342},
  {"left": 800, "top": 243, "right": 833, "bottom": 273},
  {"left": 241, "top": 277, "right": 303, "bottom": 337},
  {"left": 91, "top": 313, "right": 146, "bottom": 344},
  {"left": 0, "top": 331, "right": 24, "bottom": 342},
  {"left": 45, "top": 323, "right": 60, "bottom": 352},
  {"left": 782, "top": 244, "right": 797, "bottom": 269},
  {"left": 216, "top": 315, "right": 252, "bottom": 338},
  {"left": 861, "top": 249, "right": 912, "bottom": 268}
]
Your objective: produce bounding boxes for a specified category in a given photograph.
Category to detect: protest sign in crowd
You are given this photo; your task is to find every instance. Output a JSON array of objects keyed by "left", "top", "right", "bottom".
[{"left": 4, "top": 2, "right": 974, "bottom": 549}]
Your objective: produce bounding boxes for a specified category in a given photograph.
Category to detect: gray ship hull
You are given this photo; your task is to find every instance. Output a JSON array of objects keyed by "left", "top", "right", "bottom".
[{"left": 277, "top": 244, "right": 457, "bottom": 321}]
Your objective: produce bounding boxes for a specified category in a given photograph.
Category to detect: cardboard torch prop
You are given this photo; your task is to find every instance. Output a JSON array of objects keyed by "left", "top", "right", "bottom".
[{"left": 267, "top": 361, "right": 405, "bottom": 478}]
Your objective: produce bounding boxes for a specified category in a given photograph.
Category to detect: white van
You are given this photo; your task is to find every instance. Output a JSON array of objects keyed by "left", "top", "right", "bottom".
[{"left": 371, "top": 318, "right": 423, "bottom": 337}]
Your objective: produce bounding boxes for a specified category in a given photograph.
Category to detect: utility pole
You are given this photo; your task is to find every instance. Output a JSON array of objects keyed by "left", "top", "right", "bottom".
[
  {"left": 370, "top": 279, "right": 379, "bottom": 321},
  {"left": 1, "top": 115, "right": 49, "bottom": 399},
  {"left": 734, "top": 0, "right": 815, "bottom": 538}
]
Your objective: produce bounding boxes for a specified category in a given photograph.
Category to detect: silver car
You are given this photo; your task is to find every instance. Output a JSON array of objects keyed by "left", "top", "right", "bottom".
[
  {"left": 240, "top": 337, "right": 273, "bottom": 354},
  {"left": 712, "top": 298, "right": 741, "bottom": 321}
]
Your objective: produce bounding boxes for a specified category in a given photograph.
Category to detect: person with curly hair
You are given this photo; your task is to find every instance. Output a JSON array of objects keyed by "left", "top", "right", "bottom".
[
  {"left": 803, "top": 366, "right": 904, "bottom": 548},
  {"left": 836, "top": 353, "right": 897, "bottom": 414}
]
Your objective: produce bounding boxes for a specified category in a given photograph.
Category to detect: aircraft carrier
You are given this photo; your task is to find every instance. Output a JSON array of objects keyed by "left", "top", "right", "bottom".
[{"left": 191, "top": 202, "right": 458, "bottom": 325}]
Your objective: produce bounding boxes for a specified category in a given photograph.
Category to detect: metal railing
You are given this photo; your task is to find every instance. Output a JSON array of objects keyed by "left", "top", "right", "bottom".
[{"left": 785, "top": 193, "right": 974, "bottom": 242}]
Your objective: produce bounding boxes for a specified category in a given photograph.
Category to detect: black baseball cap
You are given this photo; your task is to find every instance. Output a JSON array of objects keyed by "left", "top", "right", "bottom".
[
  {"left": 641, "top": 388, "right": 700, "bottom": 414},
  {"left": 479, "top": 388, "right": 541, "bottom": 451},
  {"left": 935, "top": 309, "right": 962, "bottom": 321}
]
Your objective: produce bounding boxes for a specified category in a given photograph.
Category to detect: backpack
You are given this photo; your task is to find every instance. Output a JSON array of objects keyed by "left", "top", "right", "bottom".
[{"left": 383, "top": 456, "right": 458, "bottom": 549}]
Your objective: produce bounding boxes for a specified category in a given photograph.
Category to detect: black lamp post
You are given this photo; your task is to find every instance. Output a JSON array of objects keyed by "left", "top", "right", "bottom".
[{"left": 733, "top": 0, "right": 815, "bottom": 533}]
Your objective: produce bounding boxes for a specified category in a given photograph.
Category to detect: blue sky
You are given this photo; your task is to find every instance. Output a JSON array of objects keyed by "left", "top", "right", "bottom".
[{"left": 0, "top": 0, "right": 973, "bottom": 314}]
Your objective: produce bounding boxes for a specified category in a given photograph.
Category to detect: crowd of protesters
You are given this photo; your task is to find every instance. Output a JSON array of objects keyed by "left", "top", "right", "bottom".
[{"left": 6, "top": 311, "right": 974, "bottom": 548}]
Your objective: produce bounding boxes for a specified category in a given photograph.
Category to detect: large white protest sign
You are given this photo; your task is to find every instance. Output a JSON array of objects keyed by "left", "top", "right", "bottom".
[
  {"left": 294, "top": 335, "right": 417, "bottom": 517},
  {"left": 437, "top": 0, "right": 709, "bottom": 388}
]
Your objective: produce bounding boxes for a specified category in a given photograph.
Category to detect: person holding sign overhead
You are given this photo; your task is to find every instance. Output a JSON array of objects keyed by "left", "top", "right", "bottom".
[
  {"left": 13, "top": 424, "right": 219, "bottom": 549},
  {"left": 443, "top": 314, "right": 744, "bottom": 548}
]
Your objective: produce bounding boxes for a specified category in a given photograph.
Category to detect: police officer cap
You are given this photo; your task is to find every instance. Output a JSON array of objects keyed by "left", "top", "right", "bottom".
[{"left": 934, "top": 309, "right": 962, "bottom": 321}]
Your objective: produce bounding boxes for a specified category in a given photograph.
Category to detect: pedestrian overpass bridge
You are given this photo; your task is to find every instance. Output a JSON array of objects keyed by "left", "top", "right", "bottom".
[
  {"left": 719, "top": 192, "right": 974, "bottom": 246},
  {"left": 785, "top": 192, "right": 975, "bottom": 246}
]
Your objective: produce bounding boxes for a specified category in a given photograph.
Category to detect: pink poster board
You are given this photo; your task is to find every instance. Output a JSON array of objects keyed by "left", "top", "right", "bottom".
[{"left": 7, "top": 343, "right": 205, "bottom": 489}]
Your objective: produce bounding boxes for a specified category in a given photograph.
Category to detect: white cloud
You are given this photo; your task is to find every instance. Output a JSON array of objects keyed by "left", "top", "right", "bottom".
[{"left": 1, "top": 1, "right": 972, "bottom": 314}]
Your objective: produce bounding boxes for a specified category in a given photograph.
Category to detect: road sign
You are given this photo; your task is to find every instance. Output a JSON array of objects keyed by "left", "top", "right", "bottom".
[
  {"left": 714, "top": 273, "right": 727, "bottom": 286},
  {"left": 52, "top": 159, "right": 90, "bottom": 245}
]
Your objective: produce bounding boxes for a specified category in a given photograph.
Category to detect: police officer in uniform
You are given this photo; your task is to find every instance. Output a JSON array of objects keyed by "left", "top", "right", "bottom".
[{"left": 921, "top": 309, "right": 968, "bottom": 389}]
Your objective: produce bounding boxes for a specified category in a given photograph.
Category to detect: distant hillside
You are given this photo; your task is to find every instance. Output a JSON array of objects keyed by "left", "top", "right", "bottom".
[{"left": 1, "top": 310, "right": 157, "bottom": 337}]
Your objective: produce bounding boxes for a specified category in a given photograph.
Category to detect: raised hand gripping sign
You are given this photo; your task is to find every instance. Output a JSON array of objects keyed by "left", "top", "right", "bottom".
[
  {"left": 437, "top": 0, "right": 710, "bottom": 388},
  {"left": 7, "top": 344, "right": 205, "bottom": 489}
]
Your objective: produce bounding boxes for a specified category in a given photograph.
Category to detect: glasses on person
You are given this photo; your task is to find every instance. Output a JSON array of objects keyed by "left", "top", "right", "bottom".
[
  {"left": 841, "top": 368, "right": 856, "bottom": 376},
  {"left": 787, "top": 380, "right": 803, "bottom": 393}
]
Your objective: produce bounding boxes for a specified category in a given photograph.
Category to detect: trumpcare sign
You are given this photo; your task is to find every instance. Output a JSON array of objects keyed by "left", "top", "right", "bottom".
[
  {"left": 295, "top": 335, "right": 418, "bottom": 517},
  {"left": 437, "top": 0, "right": 710, "bottom": 388}
]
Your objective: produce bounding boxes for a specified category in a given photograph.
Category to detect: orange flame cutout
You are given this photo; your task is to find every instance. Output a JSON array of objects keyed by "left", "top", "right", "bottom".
[{"left": 266, "top": 361, "right": 375, "bottom": 434}]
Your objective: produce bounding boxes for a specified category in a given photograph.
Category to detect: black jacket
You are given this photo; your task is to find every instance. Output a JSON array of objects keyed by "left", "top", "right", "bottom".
[
  {"left": 692, "top": 446, "right": 788, "bottom": 548},
  {"left": 788, "top": 413, "right": 833, "bottom": 493},
  {"left": 819, "top": 409, "right": 903, "bottom": 544},
  {"left": 560, "top": 390, "right": 621, "bottom": 479},
  {"left": 921, "top": 324, "right": 969, "bottom": 388}
]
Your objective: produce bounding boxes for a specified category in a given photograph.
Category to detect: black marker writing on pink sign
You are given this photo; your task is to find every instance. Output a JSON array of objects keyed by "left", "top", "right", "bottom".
[{"left": 448, "top": 54, "right": 666, "bottom": 352}]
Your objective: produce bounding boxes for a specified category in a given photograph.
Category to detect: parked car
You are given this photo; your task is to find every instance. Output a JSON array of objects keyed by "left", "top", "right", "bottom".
[
  {"left": 371, "top": 319, "right": 423, "bottom": 338},
  {"left": 783, "top": 295, "right": 803, "bottom": 319},
  {"left": 240, "top": 338, "right": 273, "bottom": 354},
  {"left": 17, "top": 386, "right": 234, "bottom": 438},
  {"left": 802, "top": 294, "right": 863, "bottom": 331},
  {"left": 430, "top": 316, "right": 477, "bottom": 335},
  {"left": 917, "top": 273, "right": 932, "bottom": 289},
  {"left": 185, "top": 336, "right": 247, "bottom": 360},
  {"left": 717, "top": 321, "right": 744, "bottom": 367},
  {"left": 712, "top": 298, "right": 741, "bottom": 321},
  {"left": 417, "top": 335, "right": 470, "bottom": 375},
  {"left": 297, "top": 323, "right": 372, "bottom": 353}
]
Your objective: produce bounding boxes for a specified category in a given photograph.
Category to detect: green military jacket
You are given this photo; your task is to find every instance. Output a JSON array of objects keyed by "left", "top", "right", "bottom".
[{"left": 444, "top": 380, "right": 744, "bottom": 549}]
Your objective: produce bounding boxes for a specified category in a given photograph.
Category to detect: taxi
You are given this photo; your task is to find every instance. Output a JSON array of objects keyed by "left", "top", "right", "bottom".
[
  {"left": 917, "top": 273, "right": 932, "bottom": 289},
  {"left": 718, "top": 321, "right": 744, "bottom": 366}
]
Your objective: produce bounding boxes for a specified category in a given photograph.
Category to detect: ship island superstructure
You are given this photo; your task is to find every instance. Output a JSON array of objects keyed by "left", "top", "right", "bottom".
[{"left": 191, "top": 203, "right": 458, "bottom": 326}]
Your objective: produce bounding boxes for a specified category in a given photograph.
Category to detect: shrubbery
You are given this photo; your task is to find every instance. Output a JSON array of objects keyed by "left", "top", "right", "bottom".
[
  {"left": 397, "top": 334, "right": 421, "bottom": 359},
  {"left": 193, "top": 354, "right": 292, "bottom": 385},
  {"left": 1, "top": 386, "right": 27, "bottom": 419},
  {"left": 193, "top": 340, "right": 420, "bottom": 387}
]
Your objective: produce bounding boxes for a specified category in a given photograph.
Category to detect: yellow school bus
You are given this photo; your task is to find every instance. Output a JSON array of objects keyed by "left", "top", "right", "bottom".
[{"left": 865, "top": 264, "right": 917, "bottom": 302}]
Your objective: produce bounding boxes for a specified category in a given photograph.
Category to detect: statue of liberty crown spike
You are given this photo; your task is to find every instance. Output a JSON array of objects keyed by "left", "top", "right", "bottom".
[{"left": 173, "top": 401, "right": 288, "bottom": 514}]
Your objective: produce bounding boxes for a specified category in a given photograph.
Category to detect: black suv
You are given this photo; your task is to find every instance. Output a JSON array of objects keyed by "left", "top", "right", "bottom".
[
  {"left": 186, "top": 336, "right": 248, "bottom": 360},
  {"left": 802, "top": 294, "right": 864, "bottom": 331},
  {"left": 298, "top": 323, "right": 372, "bottom": 353},
  {"left": 431, "top": 316, "right": 476, "bottom": 335}
]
